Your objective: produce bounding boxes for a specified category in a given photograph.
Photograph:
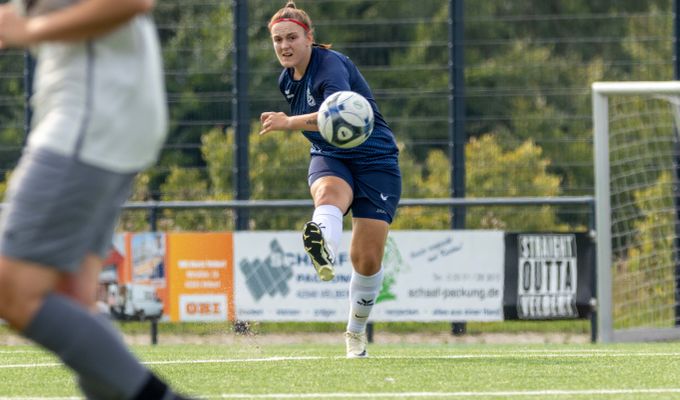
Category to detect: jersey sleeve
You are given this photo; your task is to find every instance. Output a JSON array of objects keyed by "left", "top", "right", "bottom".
[
  {"left": 277, "top": 69, "right": 287, "bottom": 96},
  {"left": 316, "top": 53, "right": 352, "bottom": 99}
]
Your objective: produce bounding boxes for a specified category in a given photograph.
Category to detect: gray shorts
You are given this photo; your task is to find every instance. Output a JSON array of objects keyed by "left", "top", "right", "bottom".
[{"left": 0, "top": 148, "right": 135, "bottom": 272}]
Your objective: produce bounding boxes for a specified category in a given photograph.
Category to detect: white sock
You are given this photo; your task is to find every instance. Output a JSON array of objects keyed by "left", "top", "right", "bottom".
[
  {"left": 312, "top": 204, "right": 343, "bottom": 259},
  {"left": 346, "top": 267, "right": 384, "bottom": 334}
]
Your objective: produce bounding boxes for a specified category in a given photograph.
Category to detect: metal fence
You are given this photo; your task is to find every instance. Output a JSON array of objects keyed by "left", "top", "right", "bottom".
[{"left": 0, "top": 0, "right": 674, "bottom": 232}]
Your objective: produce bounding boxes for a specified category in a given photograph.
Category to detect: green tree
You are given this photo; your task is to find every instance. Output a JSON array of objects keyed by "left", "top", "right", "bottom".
[
  {"left": 200, "top": 125, "right": 312, "bottom": 230},
  {"left": 393, "top": 134, "right": 565, "bottom": 231},
  {"left": 119, "top": 173, "right": 156, "bottom": 232},
  {"left": 613, "top": 171, "right": 676, "bottom": 328},
  {"left": 0, "top": 49, "right": 25, "bottom": 175},
  {"left": 152, "top": 2, "right": 233, "bottom": 191},
  {"left": 465, "top": 134, "right": 564, "bottom": 230},
  {"left": 114, "top": 1, "right": 676, "bottom": 234},
  {"left": 158, "top": 166, "right": 230, "bottom": 231}
]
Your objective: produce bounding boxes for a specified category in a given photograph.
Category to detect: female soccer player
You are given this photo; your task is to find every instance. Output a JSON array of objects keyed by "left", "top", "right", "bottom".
[
  {"left": 0, "top": 1, "right": 192, "bottom": 398},
  {"left": 259, "top": 1, "right": 402, "bottom": 358}
]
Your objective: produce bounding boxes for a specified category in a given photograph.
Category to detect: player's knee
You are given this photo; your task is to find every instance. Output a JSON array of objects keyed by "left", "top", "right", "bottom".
[
  {"left": 0, "top": 280, "right": 8, "bottom": 316},
  {"left": 312, "top": 181, "right": 351, "bottom": 206},
  {"left": 351, "top": 252, "right": 382, "bottom": 275},
  {"left": 0, "top": 258, "right": 53, "bottom": 325},
  {"left": 314, "top": 186, "right": 338, "bottom": 205},
  {"left": 0, "top": 264, "right": 23, "bottom": 321},
  {"left": 55, "top": 279, "right": 96, "bottom": 309}
]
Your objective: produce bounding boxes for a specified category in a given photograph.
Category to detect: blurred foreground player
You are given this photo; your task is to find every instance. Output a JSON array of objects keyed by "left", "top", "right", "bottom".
[{"left": 0, "top": 0, "right": 193, "bottom": 398}]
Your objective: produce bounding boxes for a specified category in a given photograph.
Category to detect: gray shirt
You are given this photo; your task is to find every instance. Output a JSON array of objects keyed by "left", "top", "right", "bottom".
[{"left": 15, "top": 1, "right": 168, "bottom": 173}]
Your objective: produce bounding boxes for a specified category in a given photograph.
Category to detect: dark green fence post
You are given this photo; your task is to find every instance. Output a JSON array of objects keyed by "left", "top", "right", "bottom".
[
  {"left": 673, "top": 0, "right": 680, "bottom": 327},
  {"left": 450, "top": 0, "right": 467, "bottom": 336},
  {"left": 23, "top": 51, "right": 34, "bottom": 144},
  {"left": 233, "top": 0, "right": 250, "bottom": 231}
]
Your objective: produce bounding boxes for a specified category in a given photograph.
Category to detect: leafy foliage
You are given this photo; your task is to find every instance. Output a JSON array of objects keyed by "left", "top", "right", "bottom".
[
  {"left": 613, "top": 172, "right": 676, "bottom": 328},
  {"left": 0, "top": 1, "right": 675, "bottom": 234},
  {"left": 393, "top": 134, "right": 564, "bottom": 231}
]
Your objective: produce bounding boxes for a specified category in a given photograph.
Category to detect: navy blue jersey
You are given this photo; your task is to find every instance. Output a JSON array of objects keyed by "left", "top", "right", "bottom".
[{"left": 278, "top": 47, "right": 398, "bottom": 167}]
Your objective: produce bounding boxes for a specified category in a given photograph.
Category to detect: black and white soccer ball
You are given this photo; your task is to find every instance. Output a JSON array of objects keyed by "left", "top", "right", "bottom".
[{"left": 317, "top": 91, "right": 374, "bottom": 149}]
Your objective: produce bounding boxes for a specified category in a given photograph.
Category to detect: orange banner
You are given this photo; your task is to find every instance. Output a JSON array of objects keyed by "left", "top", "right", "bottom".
[{"left": 166, "top": 232, "right": 234, "bottom": 322}]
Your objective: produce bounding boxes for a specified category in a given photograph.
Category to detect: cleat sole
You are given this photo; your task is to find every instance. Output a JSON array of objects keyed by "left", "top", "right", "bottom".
[
  {"left": 302, "top": 222, "right": 335, "bottom": 281},
  {"left": 317, "top": 265, "right": 335, "bottom": 281}
]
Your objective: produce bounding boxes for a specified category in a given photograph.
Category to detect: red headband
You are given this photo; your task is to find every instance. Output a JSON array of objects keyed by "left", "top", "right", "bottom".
[{"left": 270, "top": 18, "right": 310, "bottom": 32}]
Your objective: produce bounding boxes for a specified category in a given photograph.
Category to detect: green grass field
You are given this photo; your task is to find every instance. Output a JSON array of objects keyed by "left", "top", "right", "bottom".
[{"left": 3, "top": 338, "right": 680, "bottom": 399}]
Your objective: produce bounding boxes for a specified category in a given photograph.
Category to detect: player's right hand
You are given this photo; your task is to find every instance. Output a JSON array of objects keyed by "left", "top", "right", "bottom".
[{"left": 259, "top": 111, "right": 291, "bottom": 135}]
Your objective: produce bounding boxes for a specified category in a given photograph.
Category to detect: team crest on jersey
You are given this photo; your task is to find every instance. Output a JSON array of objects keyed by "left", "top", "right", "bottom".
[{"left": 306, "top": 87, "right": 316, "bottom": 107}]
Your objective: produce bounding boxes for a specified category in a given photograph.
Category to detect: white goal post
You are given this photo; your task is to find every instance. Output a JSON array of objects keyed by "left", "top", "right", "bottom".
[{"left": 593, "top": 81, "right": 680, "bottom": 342}]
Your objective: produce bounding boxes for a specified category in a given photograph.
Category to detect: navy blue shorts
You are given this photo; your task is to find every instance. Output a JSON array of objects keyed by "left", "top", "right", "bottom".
[{"left": 308, "top": 155, "right": 401, "bottom": 224}]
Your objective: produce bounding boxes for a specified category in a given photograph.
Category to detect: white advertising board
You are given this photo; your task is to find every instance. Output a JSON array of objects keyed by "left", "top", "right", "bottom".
[{"left": 233, "top": 230, "right": 504, "bottom": 322}]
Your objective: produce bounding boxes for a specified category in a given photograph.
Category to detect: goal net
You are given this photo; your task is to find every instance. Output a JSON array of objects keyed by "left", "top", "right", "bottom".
[{"left": 593, "top": 81, "right": 680, "bottom": 342}]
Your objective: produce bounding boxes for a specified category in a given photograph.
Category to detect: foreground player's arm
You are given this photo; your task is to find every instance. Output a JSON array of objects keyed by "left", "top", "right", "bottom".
[
  {"left": 0, "top": 0, "right": 154, "bottom": 48},
  {"left": 259, "top": 111, "right": 318, "bottom": 136}
]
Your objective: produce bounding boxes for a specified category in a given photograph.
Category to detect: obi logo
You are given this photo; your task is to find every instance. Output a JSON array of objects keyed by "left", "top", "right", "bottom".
[
  {"left": 185, "top": 302, "right": 221, "bottom": 315},
  {"left": 179, "top": 294, "right": 227, "bottom": 321}
]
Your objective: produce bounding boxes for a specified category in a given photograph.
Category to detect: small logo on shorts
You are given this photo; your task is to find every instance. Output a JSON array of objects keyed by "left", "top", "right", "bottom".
[
  {"left": 376, "top": 209, "right": 387, "bottom": 214},
  {"left": 380, "top": 193, "right": 389, "bottom": 201}
]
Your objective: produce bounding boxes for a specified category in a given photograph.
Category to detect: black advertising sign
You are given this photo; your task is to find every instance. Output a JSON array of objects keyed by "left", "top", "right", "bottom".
[{"left": 503, "top": 233, "right": 594, "bottom": 320}]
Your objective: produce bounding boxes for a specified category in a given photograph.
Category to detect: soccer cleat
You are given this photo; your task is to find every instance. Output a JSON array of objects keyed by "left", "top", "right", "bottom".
[
  {"left": 345, "top": 331, "right": 368, "bottom": 358},
  {"left": 302, "top": 221, "right": 335, "bottom": 281}
]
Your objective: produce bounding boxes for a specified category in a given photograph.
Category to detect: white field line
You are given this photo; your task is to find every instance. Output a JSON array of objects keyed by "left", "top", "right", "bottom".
[
  {"left": 0, "top": 348, "right": 661, "bottom": 355},
  {"left": 0, "top": 362, "right": 62, "bottom": 368},
  {"left": 3, "top": 351, "right": 680, "bottom": 369},
  {"left": 0, "top": 350, "right": 43, "bottom": 354},
  {"left": 0, "top": 398, "right": 81, "bottom": 400},
  {"left": 143, "top": 356, "right": 323, "bottom": 365},
  {"left": 0, "top": 357, "right": 324, "bottom": 369},
  {"left": 211, "top": 389, "right": 680, "bottom": 398},
  {"left": 371, "top": 352, "right": 680, "bottom": 359},
  {"left": 6, "top": 389, "right": 680, "bottom": 399}
]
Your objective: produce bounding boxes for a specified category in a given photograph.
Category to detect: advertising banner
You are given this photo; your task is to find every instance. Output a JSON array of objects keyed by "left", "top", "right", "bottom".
[
  {"left": 233, "top": 230, "right": 505, "bottom": 322},
  {"left": 105, "top": 233, "right": 127, "bottom": 284},
  {"left": 503, "top": 233, "right": 594, "bottom": 320},
  {"left": 166, "top": 232, "right": 234, "bottom": 322},
  {"left": 372, "top": 231, "right": 505, "bottom": 322},
  {"left": 234, "top": 231, "right": 351, "bottom": 322},
  {"left": 129, "top": 232, "right": 168, "bottom": 311}
]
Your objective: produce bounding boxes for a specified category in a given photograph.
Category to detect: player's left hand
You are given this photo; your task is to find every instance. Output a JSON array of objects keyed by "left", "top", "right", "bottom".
[
  {"left": 0, "top": 4, "right": 30, "bottom": 49},
  {"left": 259, "top": 112, "right": 291, "bottom": 135}
]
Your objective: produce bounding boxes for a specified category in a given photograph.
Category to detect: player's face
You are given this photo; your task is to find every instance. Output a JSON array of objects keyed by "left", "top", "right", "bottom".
[{"left": 270, "top": 21, "right": 312, "bottom": 74}]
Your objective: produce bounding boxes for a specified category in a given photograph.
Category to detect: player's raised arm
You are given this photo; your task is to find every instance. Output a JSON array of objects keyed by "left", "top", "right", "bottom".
[
  {"left": 0, "top": 0, "right": 154, "bottom": 48},
  {"left": 259, "top": 111, "right": 318, "bottom": 135}
]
